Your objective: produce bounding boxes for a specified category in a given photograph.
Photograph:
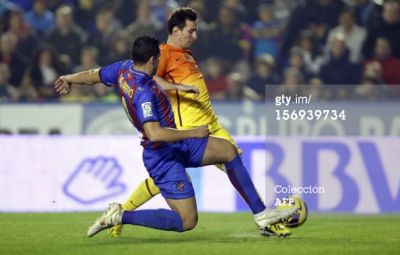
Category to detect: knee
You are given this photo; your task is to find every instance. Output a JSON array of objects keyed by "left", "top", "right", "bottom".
[{"left": 181, "top": 214, "right": 198, "bottom": 231}]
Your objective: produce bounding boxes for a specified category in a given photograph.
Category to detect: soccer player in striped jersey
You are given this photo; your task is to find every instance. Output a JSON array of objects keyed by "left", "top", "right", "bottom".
[{"left": 108, "top": 7, "right": 292, "bottom": 237}]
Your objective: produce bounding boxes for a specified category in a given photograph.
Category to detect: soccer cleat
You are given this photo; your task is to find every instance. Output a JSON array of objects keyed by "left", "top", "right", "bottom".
[
  {"left": 254, "top": 207, "right": 299, "bottom": 229},
  {"left": 260, "top": 223, "right": 291, "bottom": 237},
  {"left": 108, "top": 225, "right": 123, "bottom": 237},
  {"left": 87, "top": 203, "right": 123, "bottom": 238}
]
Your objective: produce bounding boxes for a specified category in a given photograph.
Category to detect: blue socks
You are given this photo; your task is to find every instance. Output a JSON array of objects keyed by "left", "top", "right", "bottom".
[
  {"left": 122, "top": 209, "right": 184, "bottom": 232},
  {"left": 226, "top": 155, "right": 266, "bottom": 214},
  {"left": 121, "top": 155, "right": 264, "bottom": 232}
]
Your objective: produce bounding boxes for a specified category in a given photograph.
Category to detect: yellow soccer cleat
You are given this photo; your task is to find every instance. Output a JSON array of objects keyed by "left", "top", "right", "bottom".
[
  {"left": 108, "top": 225, "right": 123, "bottom": 237},
  {"left": 254, "top": 207, "right": 299, "bottom": 228},
  {"left": 259, "top": 223, "right": 292, "bottom": 238}
]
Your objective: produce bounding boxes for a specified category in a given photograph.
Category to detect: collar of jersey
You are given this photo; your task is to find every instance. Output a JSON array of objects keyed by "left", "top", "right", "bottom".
[
  {"left": 162, "top": 43, "right": 191, "bottom": 53},
  {"left": 130, "top": 65, "right": 152, "bottom": 80}
]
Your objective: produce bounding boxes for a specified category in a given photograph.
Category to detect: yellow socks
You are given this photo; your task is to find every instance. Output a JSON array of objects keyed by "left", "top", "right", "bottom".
[{"left": 122, "top": 178, "right": 160, "bottom": 211}]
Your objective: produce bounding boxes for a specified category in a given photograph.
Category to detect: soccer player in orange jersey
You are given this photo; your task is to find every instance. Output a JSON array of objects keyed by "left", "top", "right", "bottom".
[{"left": 108, "top": 7, "right": 291, "bottom": 237}]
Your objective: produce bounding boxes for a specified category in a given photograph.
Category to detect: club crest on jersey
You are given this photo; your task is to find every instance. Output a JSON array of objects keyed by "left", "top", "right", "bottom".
[
  {"left": 141, "top": 102, "right": 153, "bottom": 117},
  {"left": 176, "top": 181, "right": 185, "bottom": 192}
]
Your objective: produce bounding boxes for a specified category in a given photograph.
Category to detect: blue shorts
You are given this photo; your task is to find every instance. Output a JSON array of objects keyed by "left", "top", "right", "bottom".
[{"left": 142, "top": 137, "right": 208, "bottom": 199}]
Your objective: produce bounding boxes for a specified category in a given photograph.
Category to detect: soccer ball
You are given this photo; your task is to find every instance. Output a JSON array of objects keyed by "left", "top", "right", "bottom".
[{"left": 277, "top": 196, "right": 308, "bottom": 228}]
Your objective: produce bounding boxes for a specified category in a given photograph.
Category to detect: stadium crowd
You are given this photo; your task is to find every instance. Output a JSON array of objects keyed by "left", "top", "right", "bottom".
[{"left": 0, "top": 0, "right": 400, "bottom": 102}]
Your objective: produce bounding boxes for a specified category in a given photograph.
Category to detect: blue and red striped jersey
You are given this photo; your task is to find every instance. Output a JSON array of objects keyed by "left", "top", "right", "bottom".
[{"left": 99, "top": 60, "right": 175, "bottom": 148}]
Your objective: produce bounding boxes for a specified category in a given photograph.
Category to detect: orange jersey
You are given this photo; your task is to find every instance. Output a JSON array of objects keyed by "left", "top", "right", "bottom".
[{"left": 157, "top": 43, "right": 217, "bottom": 128}]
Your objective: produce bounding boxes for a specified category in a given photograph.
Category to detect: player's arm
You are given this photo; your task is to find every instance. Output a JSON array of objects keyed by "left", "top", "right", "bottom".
[
  {"left": 143, "top": 121, "right": 209, "bottom": 142},
  {"left": 153, "top": 76, "right": 199, "bottom": 97},
  {"left": 154, "top": 48, "right": 199, "bottom": 95},
  {"left": 54, "top": 69, "right": 101, "bottom": 95}
]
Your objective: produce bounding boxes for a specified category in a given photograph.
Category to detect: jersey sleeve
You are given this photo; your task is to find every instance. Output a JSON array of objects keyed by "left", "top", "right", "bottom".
[
  {"left": 99, "top": 60, "right": 126, "bottom": 86},
  {"left": 134, "top": 88, "right": 159, "bottom": 124}
]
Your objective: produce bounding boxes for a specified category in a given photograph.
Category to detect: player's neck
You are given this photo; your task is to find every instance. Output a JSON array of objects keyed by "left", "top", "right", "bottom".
[
  {"left": 133, "top": 63, "right": 152, "bottom": 77},
  {"left": 167, "top": 37, "right": 183, "bottom": 49}
]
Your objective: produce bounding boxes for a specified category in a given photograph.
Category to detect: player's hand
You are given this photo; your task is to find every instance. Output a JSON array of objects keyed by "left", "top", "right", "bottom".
[
  {"left": 193, "top": 125, "right": 209, "bottom": 138},
  {"left": 175, "top": 84, "right": 199, "bottom": 98},
  {"left": 54, "top": 76, "right": 72, "bottom": 95}
]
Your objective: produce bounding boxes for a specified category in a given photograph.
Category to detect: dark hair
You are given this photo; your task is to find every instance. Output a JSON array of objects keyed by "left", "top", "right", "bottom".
[
  {"left": 167, "top": 7, "right": 197, "bottom": 34},
  {"left": 131, "top": 36, "right": 160, "bottom": 64}
]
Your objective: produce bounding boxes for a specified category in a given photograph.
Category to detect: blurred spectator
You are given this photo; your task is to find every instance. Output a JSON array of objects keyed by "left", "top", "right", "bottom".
[
  {"left": 46, "top": 5, "right": 87, "bottom": 67},
  {"left": 350, "top": 0, "right": 381, "bottom": 27},
  {"left": 363, "top": 60, "right": 384, "bottom": 83},
  {"left": 0, "top": 62, "right": 18, "bottom": 101},
  {"left": 73, "top": 45, "right": 99, "bottom": 72},
  {"left": 363, "top": 0, "right": 400, "bottom": 58},
  {"left": 203, "top": 57, "right": 228, "bottom": 96},
  {"left": 108, "top": 0, "right": 138, "bottom": 27},
  {"left": 45, "top": 0, "right": 76, "bottom": 12},
  {"left": 273, "top": 0, "right": 299, "bottom": 22},
  {"left": 25, "top": 0, "right": 54, "bottom": 36},
  {"left": 73, "top": 0, "right": 96, "bottom": 30},
  {"left": 150, "top": 0, "right": 179, "bottom": 23},
  {"left": 91, "top": 83, "right": 118, "bottom": 103},
  {"left": 17, "top": 75, "right": 39, "bottom": 101},
  {"left": 282, "top": 67, "right": 305, "bottom": 85},
  {"left": 297, "top": 30, "right": 325, "bottom": 73},
  {"left": 309, "top": 21, "right": 329, "bottom": 52},
  {"left": 88, "top": 8, "right": 122, "bottom": 65},
  {"left": 124, "top": 0, "right": 162, "bottom": 43},
  {"left": 213, "top": 72, "right": 260, "bottom": 100},
  {"left": 251, "top": 4, "right": 284, "bottom": 59},
  {"left": 327, "top": 9, "right": 366, "bottom": 63},
  {"left": 280, "top": 0, "right": 344, "bottom": 57},
  {"left": 247, "top": 54, "right": 280, "bottom": 99},
  {"left": 198, "top": 0, "right": 220, "bottom": 23},
  {"left": 70, "top": 45, "right": 101, "bottom": 100},
  {"left": 223, "top": 0, "right": 248, "bottom": 22},
  {"left": 231, "top": 60, "right": 251, "bottom": 81},
  {"left": 0, "top": 32, "right": 27, "bottom": 87},
  {"left": 319, "top": 34, "right": 361, "bottom": 85},
  {"left": 105, "top": 32, "right": 131, "bottom": 64},
  {"left": 26, "top": 45, "right": 63, "bottom": 100},
  {"left": 0, "top": 0, "right": 18, "bottom": 21},
  {"left": 209, "top": 5, "right": 245, "bottom": 69},
  {"left": 365, "top": 37, "right": 400, "bottom": 94},
  {"left": 6, "top": 9, "right": 39, "bottom": 61},
  {"left": 353, "top": 75, "right": 387, "bottom": 100},
  {"left": 61, "top": 44, "right": 117, "bottom": 103},
  {"left": 287, "top": 46, "right": 312, "bottom": 81},
  {"left": 274, "top": 67, "right": 305, "bottom": 98},
  {"left": 309, "top": 0, "right": 345, "bottom": 28},
  {"left": 188, "top": 0, "right": 213, "bottom": 61},
  {"left": 307, "top": 77, "right": 331, "bottom": 101}
]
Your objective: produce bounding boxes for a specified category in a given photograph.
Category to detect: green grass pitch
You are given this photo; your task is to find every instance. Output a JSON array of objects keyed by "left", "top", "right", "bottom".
[{"left": 1, "top": 212, "right": 399, "bottom": 255}]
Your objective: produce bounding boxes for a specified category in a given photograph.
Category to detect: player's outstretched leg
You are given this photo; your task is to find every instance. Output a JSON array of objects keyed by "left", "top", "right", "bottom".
[
  {"left": 88, "top": 197, "right": 197, "bottom": 238},
  {"left": 201, "top": 137, "right": 299, "bottom": 236},
  {"left": 88, "top": 204, "right": 184, "bottom": 238},
  {"left": 108, "top": 178, "right": 160, "bottom": 237}
]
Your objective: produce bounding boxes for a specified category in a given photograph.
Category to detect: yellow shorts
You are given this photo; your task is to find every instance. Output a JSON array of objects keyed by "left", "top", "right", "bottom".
[{"left": 208, "top": 120, "right": 242, "bottom": 154}]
